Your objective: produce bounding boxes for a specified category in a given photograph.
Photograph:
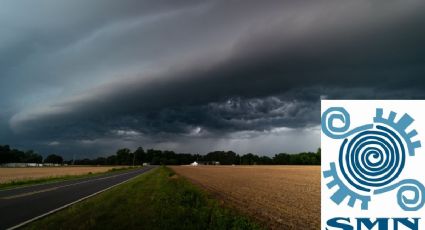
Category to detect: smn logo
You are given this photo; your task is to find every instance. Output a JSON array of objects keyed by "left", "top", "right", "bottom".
[
  {"left": 326, "top": 217, "right": 419, "bottom": 230},
  {"left": 321, "top": 101, "right": 425, "bottom": 230}
]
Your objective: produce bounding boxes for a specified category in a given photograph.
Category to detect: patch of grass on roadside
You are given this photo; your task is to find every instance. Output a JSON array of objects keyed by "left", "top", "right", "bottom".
[
  {"left": 0, "top": 166, "right": 139, "bottom": 190},
  {"left": 24, "top": 166, "right": 263, "bottom": 230}
]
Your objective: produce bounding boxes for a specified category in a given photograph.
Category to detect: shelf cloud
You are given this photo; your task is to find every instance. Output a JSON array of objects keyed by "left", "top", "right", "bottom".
[{"left": 2, "top": 0, "right": 425, "bottom": 157}]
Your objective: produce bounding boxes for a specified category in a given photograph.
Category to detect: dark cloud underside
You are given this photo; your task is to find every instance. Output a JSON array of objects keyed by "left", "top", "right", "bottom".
[{"left": 1, "top": 0, "right": 425, "bottom": 157}]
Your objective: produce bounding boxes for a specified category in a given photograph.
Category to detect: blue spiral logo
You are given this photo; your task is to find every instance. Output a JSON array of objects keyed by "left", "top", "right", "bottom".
[
  {"left": 321, "top": 107, "right": 372, "bottom": 139},
  {"left": 339, "top": 125, "right": 405, "bottom": 192},
  {"left": 322, "top": 107, "right": 425, "bottom": 211},
  {"left": 375, "top": 179, "right": 425, "bottom": 211}
]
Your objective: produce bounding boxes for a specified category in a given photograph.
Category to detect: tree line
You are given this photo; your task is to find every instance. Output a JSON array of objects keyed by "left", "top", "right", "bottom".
[
  {"left": 0, "top": 145, "right": 63, "bottom": 164},
  {"left": 0, "top": 144, "right": 320, "bottom": 165}
]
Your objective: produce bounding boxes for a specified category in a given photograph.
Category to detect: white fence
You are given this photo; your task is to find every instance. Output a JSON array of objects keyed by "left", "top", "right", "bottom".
[{"left": 1, "top": 163, "right": 64, "bottom": 167}]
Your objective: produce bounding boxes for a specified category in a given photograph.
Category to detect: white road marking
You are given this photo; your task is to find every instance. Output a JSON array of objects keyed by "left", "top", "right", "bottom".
[
  {"left": 0, "top": 168, "right": 139, "bottom": 192},
  {"left": 6, "top": 167, "right": 155, "bottom": 230},
  {"left": 1, "top": 170, "right": 139, "bottom": 199}
]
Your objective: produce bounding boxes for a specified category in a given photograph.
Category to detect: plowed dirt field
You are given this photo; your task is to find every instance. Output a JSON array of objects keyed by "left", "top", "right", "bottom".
[{"left": 170, "top": 165, "right": 320, "bottom": 230}]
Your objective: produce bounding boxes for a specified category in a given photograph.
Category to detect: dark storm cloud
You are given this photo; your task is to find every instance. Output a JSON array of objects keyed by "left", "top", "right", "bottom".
[{"left": 2, "top": 0, "right": 425, "bottom": 155}]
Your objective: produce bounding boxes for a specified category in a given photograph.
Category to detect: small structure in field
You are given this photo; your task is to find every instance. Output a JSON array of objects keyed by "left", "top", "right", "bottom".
[
  {"left": 190, "top": 161, "right": 199, "bottom": 166},
  {"left": 2, "top": 163, "right": 46, "bottom": 167}
]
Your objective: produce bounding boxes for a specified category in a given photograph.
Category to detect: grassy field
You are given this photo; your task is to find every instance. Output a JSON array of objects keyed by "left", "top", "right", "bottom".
[
  {"left": 171, "top": 165, "right": 320, "bottom": 230},
  {"left": 25, "top": 166, "right": 263, "bottom": 230},
  {"left": 0, "top": 166, "right": 134, "bottom": 190}
]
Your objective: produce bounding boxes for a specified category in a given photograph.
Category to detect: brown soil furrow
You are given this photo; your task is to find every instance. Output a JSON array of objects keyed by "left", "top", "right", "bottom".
[{"left": 170, "top": 165, "right": 320, "bottom": 230}]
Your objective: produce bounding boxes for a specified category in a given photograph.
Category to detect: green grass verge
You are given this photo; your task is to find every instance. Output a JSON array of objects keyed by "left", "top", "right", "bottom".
[
  {"left": 24, "top": 166, "right": 263, "bottom": 230},
  {"left": 0, "top": 166, "right": 139, "bottom": 190}
]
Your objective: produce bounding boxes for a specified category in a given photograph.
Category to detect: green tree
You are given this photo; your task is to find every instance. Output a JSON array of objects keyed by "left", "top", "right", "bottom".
[
  {"left": 134, "top": 147, "right": 145, "bottom": 165},
  {"left": 116, "top": 148, "right": 132, "bottom": 165},
  {"left": 44, "top": 154, "right": 63, "bottom": 164},
  {"left": 23, "top": 150, "right": 43, "bottom": 163}
]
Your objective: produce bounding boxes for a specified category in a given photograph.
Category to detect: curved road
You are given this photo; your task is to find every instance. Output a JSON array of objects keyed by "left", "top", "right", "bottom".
[{"left": 0, "top": 166, "right": 156, "bottom": 229}]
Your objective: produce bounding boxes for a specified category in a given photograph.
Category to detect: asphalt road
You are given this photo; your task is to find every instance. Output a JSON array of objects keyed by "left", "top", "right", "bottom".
[{"left": 0, "top": 166, "right": 156, "bottom": 229}]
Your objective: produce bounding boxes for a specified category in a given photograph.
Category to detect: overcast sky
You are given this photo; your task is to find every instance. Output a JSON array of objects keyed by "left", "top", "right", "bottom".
[{"left": 2, "top": 0, "right": 425, "bottom": 158}]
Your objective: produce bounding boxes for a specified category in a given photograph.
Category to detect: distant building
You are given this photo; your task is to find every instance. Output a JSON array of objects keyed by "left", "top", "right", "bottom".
[
  {"left": 191, "top": 161, "right": 219, "bottom": 166},
  {"left": 1, "top": 163, "right": 53, "bottom": 167}
]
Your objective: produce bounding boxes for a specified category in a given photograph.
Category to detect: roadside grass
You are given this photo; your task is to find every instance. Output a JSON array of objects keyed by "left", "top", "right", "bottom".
[
  {"left": 0, "top": 166, "right": 139, "bottom": 190},
  {"left": 24, "top": 166, "right": 263, "bottom": 230}
]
